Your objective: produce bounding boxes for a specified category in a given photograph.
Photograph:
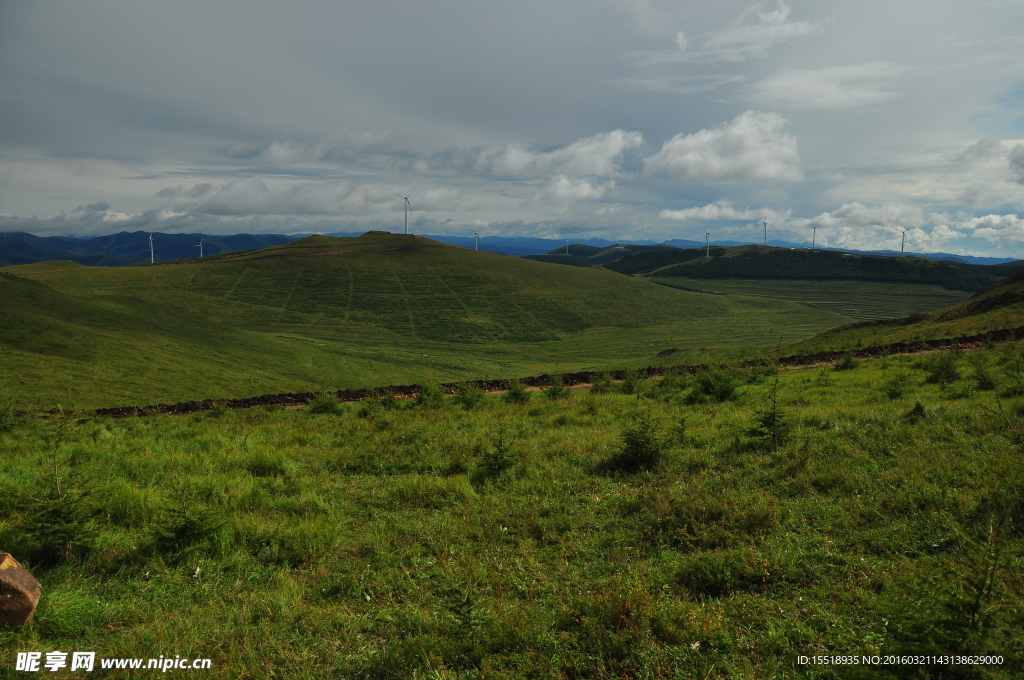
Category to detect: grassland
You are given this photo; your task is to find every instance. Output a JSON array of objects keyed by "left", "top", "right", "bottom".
[
  {"left": 606, "top": 245, "right": 1022, "bottom": 292},
  {"left": 1, "top": 233, "right": 852, "bottom": 409},
  {"left": 647, "top": 278, "right": 973, "bottom": 322},
  {"left": 2, "top": 345, "right": 1022, "bottom": 678}
]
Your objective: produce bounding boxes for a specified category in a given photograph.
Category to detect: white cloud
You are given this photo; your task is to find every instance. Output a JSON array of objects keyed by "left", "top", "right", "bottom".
[
  {"left": 659, "top": 200, "right": 787, "bottom": 222},
  {"left": 805, "top": 202, "right": 925, "bottom": 231},
  {"left": 644, "top": 110, "right": 802, "bottom": 181},
  {"left": 477, "top": 130, "right": 643, "bottom": 178},
  {"left": 959, "top": 213, "right": 1024, "bottom": 242},
  {"left": 751, "top": 63, "right": 903, "bottom": 110},
  {"left": 546, "top": 176, "right": 615, "bottom": 201},
  {"left": 702, "top": 1, "right": 818, "bottom": 61}
]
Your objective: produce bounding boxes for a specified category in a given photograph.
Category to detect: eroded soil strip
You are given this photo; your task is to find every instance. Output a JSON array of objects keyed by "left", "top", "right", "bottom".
[{"left": 78, "top": 324, "right": 1024, "bottom": 418}]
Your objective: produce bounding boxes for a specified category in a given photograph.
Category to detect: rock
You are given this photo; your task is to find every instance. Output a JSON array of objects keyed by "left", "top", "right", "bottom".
[{"left": 0, "top": 552, "right": 41, "bottom": 626}]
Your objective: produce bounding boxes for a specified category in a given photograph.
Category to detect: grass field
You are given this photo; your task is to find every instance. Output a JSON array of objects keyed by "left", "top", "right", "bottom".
[
  {"left": 1, "top": 234, "right": 853, "bottom": 409},
  {"left": 647, "top": 277, "right": 973, "bottom": 322},
  {"left": 2, "top": 345, "right": 1022, "bottom": 678}
]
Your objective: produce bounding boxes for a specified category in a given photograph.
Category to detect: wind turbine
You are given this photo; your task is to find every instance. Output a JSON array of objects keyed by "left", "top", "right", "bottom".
[
  {"left": 468, "top": 229, "right": 480, "bottom": 251},
  {"left": 391, "top": 186, "right": 417, "bottom": 235},
  {"left": 812, "top": 227, "right": 817, "bottom": 251},
  {"left": 900, "top": 230, "right": 906, "bottom": 255},
  {"left": 149, "top": 233, "right": 154, "bottom": 264},
  {"left": 762, "top": 217, "right": 768, "bottom": 246},
  {"left": 194, "top": 238, "right": 203, "bottom": 258},
  {"left": 704, "top": 230, "right": 711, "bottom": 258},
  {"left": 565, "top": 240, "right": 569, "bottom": 255}
]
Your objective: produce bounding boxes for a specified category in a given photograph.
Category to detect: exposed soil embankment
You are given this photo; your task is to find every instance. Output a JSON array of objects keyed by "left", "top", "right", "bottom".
[{"left": 79, "top": 324, "right": 1024, "bottom": 418}]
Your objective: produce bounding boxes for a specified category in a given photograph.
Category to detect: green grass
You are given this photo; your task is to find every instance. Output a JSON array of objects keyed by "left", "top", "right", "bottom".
[
  {"left": 2, "top": 346, "right": 1023, "bottom": 678},
  {"left": 1, "top": 234, "right": 852, "bottom": 409},
  {"left": 647, "top": 277, "right": 973, "bottom": 321}
]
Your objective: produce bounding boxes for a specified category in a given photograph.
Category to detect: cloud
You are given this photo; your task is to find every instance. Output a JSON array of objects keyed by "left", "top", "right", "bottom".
[
  {"left": 804, "top": 202, "right": 926, "bottom": 231},
  {"left": 702, "top": 1, "right": 818, "bottom": 61},
  {"left": 476, "top": 130, "right": 643, "bottom": 178},
  {"left": 959, "top": 213, "right": 1024, "bottom": 242},
  {"left": 644, "top": 110, "right": 801, "bottom": 181},
  {"left": 1009, "top": 145, "right": 1024, "bottom": 184},
  {"left": 659, "top": 200, "right": 786, "bottom": 222},
  {"left": 546, "top": 176, "right": 615, "bottom": 202},
  {"left": 74, "top": 201, "right": 111, "bottom": 213},
  {"left": 156, "top": 183, "right": 214, "bottom": 200},
  {"left": 751, "top": 63, "right": 902, "bottom": 110}
]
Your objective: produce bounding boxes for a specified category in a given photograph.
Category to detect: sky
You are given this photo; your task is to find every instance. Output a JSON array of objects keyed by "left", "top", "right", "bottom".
[{"left": 2, "top": 1, "right": 1024, "bottom": 256}]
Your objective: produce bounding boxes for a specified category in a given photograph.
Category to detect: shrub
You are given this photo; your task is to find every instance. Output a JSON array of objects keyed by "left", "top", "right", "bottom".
[
  {"left": 686, "top": 367, "right": 741, "bottom": 404},
  {"left": 621, "top": 368, "right": 643, "bottom": 395},
  {"left": 503, "top": 379, "right": 530, "bottom": 405},
  {"left": 454, "top": 383, "right": 484, "bottom": 409},
  {"left": 589, "top": 372, "right": 614, "bottom": 394},
  {"left": 544, "top": 375, "right": 568, "bottom": 400},
  {"left": 833, "top": 352, "right": 858, "bottom": 371},
  {"left": 921, "top": 352, "right": 960, "bottom": 386},
  {"left": 415, "top": 382, "right": 446, "bottom": 409},
  {"left": 307, "top": 393, "right": 342, "bottom": 414},
  {"left": 604, "top": 410, "right": 664, "bottom": 473}
]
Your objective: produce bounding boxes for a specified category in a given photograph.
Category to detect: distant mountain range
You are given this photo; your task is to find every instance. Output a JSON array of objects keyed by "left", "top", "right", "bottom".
[
  {"left": 1, "top": 230, "right": 1018, "bottom": 268},
  {"left": 0, "top": 231, "right": 295, "bottom": 267}
]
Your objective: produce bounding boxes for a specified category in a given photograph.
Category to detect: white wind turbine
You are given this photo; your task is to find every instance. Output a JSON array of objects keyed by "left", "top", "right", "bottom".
[
  {"left": 468, "top": 229, "right": 480, "bottom": 251},
  {"left": 391, "top": 186, "right": 418, "bottom": 235},
  {"left": 194, "top": 238, "right": 203, "bottom": 258},
  {"left": 901, "top": 230, "right": 906, "bottom": 255},
  {"left": 149, "top": 233, "right": 154, "bottom": 264},
  {"left": 704, "top": 230, "right": 711, "bottom": 258},
  {"left": 762, "top": 217, "right": 768, "bottom": 246},
  {"left": 812, "top": 227, "right": 817, "bottom": 251}
]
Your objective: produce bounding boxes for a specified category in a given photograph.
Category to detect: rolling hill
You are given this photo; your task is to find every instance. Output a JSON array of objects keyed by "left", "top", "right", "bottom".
[
  {"left": 2, "top": 232, "right": 852, "bottom": 407},
  {"left": 604, "top": 244, "right": 1024, "bottom": 292},
  {"left": 521, "top": 243, "right": 681, "bottom": 268},
  {"left": 786, "top": 268, "right": 1024, "bottom": 353}
]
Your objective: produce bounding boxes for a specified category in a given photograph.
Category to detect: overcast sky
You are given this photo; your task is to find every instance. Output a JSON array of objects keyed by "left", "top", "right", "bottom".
[{"left": 2, "top": 1, "right": 1024, "bottom": 255}]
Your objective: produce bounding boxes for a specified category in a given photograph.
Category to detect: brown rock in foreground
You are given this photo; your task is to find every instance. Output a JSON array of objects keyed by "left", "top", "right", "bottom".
[{"left": 0, "top": 552, "right": 41, "bottom": 626}]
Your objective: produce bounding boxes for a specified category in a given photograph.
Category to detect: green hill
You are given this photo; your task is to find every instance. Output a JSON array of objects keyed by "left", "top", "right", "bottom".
[
  {"left": 787, "top": 268, "right": 1024, "bottom": 353},
  {"left": 522, "top": 242, "right": 679, "bottom": 268},
  {"left": 2, "top": 232, "right": 853, "bottom": 407},
  {"left": 606, "top": 244, "right": 1023, "bottom": 292}
]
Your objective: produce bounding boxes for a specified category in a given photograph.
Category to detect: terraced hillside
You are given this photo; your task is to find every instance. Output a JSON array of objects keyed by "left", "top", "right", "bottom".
[{"left": 2, "top": 232, "right": 852, "bottom": 408}]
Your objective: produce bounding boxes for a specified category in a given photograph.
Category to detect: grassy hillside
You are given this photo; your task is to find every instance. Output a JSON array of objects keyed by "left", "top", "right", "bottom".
[
  {"left": 649, "top": 277, "right": 973, "bottom": 322},
  {"left": 522, "top": 243, "right": 680, "bottom": 268},
  {"left": 2, "top": 348, "right": 1021, "bottom": 677},
  {"left": 788, "top": 269, "right": 1024, "bottom": 354},
  {"left": 606, "top": 245, "right": 1023, "bottom": 292},
  {"left": 2, "top": 233, "right": 854, "bottom": 407}
]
